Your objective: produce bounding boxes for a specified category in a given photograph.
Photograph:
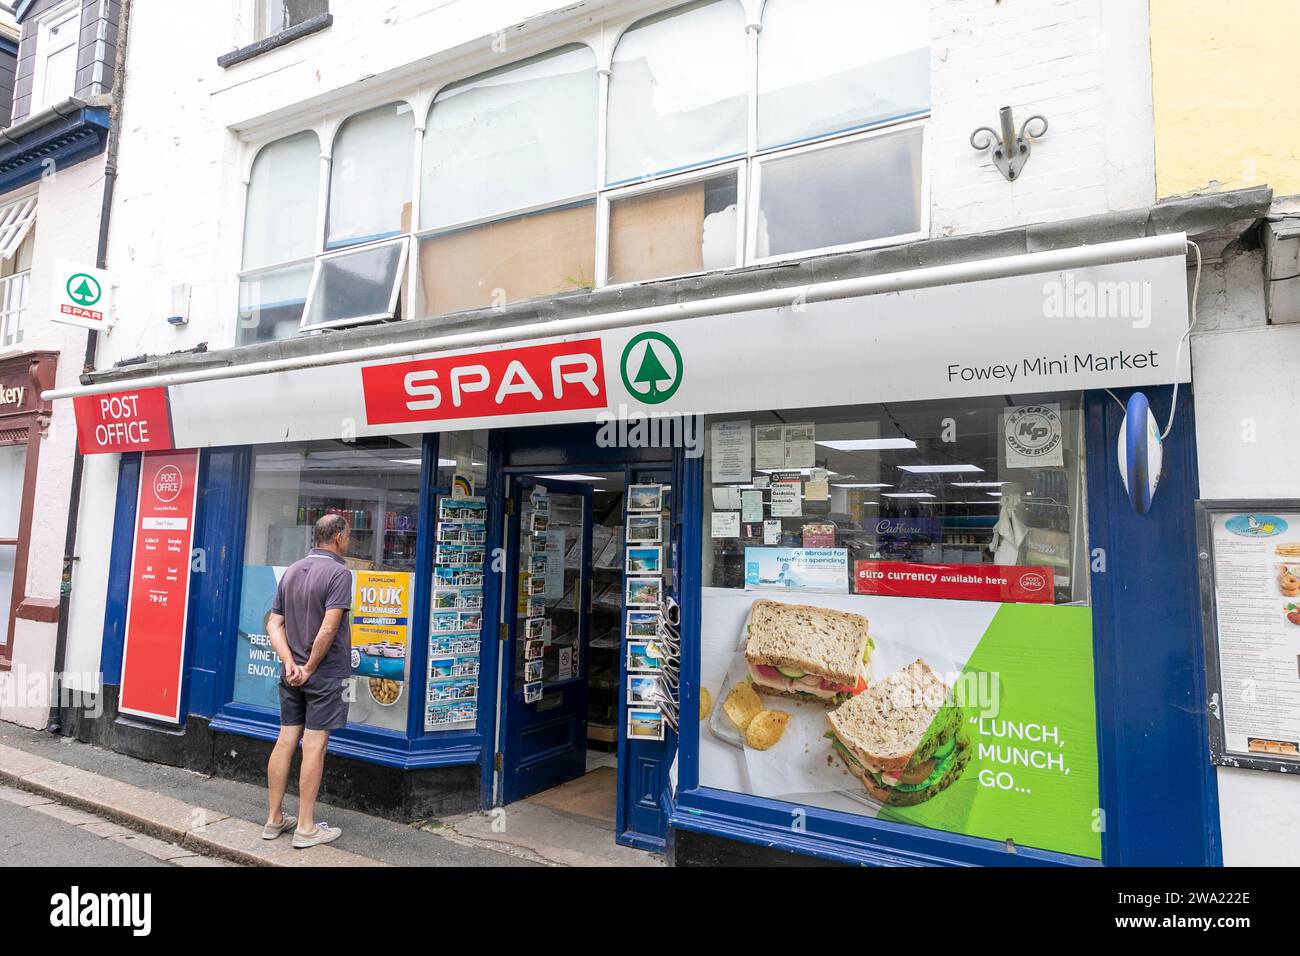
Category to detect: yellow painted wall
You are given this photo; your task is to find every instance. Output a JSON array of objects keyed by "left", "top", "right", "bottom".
[{"left": 1151, "top": 0, "right": 1300, "bottom": 199}]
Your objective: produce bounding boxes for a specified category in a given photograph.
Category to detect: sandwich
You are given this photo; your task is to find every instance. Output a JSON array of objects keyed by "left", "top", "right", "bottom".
[
  {"left": 743, "top": 599, "right": 873, "bottom": 704},
  {"left": 826, "top": 659, "right": 969, "bottom": 806}
]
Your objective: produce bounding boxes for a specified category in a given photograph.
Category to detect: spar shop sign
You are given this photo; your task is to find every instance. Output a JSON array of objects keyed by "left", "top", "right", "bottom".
[
  {"left": 362, "top": 338, "right": 608, "bottom": 425},
  {"left": 50, "top": 259, "right": 114, "bottom": 331}
]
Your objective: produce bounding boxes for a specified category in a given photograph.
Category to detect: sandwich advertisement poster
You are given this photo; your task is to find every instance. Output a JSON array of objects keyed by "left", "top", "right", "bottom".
[{"left": 700, "top": 589, "right": 1101, "bottom": 860}]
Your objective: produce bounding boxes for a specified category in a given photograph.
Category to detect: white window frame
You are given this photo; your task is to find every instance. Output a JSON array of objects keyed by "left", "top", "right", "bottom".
[
  {"left": 233, "top": 0, "right": 933, "bottom": 345},
  {"left": 745, "top": 118, "right": 931, "bottom": 268},
  {"left": 250, "top": 0, "right": 327, "bottom": 45},
  {"left": 32, "top": 0, "right": 81, "bottom": 114},
  {"left": 0, "top": 196, "right": 37, "bottom": 263},
  {"left": 299, "top": 235, "right": 410, "bottom": 333},
  {"left": 0, "top": 271, "right": 30, "bottom": 348},
  {"left": 597, "top": 159, "right": 747, "bottom": 288}
]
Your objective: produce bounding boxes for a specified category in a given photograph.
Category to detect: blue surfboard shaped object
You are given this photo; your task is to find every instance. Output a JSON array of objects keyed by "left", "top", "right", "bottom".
[{"left": 1117, "top": 391, "right": 1163, "bottom": 514}]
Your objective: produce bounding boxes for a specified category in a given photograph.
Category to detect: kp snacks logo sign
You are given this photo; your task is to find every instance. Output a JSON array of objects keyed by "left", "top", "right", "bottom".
[
  {"left": 620, "top": 331, "right": 682, "bottom": 405},
  {"left": 153, "top": 464, "right": 184, "bottom": 503},
  {"left": 1004, "top": 404, "right": 1063, "bottom": 463}
]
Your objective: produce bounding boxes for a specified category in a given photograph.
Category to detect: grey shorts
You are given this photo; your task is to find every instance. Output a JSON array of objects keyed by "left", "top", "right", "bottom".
[{"left": 279, "top": 676, "right": 350, "bottom": 731}]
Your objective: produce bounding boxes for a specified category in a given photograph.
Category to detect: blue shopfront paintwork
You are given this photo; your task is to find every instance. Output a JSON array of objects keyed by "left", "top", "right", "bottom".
[{"left": 97, "top": 387, "right": 1221, "bottom": 864}]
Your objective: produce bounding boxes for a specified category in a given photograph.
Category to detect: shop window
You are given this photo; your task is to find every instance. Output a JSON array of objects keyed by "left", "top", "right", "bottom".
[
  {"left": 606, "top": 167, "right": 739, "bottom": 285},
  {"left": 301, "top": 237, "right": 408, "bottom": 331},
  {"left": 699, "top": 395, "right": 1101, "bottom": 861},
  {"left": 234, "top": 438, "right": 423, "bottom": 734},
  {"left": 254, "top": 0, "right": 328, "bottom": 42},
  {"left": 32, "top": 1, "right": 80, "bottom": 113},
  {"left": 421, "top": 45, "right": 597, "bottom": 232},
  {"left": 327, "top": 102, "right": 414, "bottom": 248},
  {"left": 757, "top": 0, "right": 929, "bottom": 150},
  {"left": 417, "top": 202, "right": 596, "bottom": 316},
  {"left": 0, "top": 443, "right": 27, "bottom": 648},
  {"left": 750, "top": 124, "right": 925, "bottom": 260},
  {"left": 703, "top": 396, "right": 1088, "bottom": 600},
  {"left": 238, "top": 131, "right": 321, "bottom": 345},
  {"left": 433, "top": 430, "right": 489, "bottom": 492},
  {"left": 606, "top": 0, "right": 748, "bottom": 185}
]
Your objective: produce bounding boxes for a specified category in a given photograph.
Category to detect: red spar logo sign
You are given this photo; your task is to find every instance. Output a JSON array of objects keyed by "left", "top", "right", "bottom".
[
  {"left": 361, "top": 339, "right": 608, "bottom": 425},
  {"left": 153, "top": 465, "right": 184, "bottom": 503}
]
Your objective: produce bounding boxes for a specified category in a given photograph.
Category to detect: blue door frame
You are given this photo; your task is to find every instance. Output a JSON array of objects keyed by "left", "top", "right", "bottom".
[{"left": 488, "top": 425, "right": 677, "bottom": 849}]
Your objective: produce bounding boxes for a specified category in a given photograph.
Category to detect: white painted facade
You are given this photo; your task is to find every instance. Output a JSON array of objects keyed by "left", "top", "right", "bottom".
[{"left": 0, "top": 154, "right": 108, "bottom": 726}]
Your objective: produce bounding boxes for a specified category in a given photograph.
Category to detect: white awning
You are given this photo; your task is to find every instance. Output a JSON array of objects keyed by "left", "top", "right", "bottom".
[{"left": 0, "top": 195, "right": 37, "bottom": 262}]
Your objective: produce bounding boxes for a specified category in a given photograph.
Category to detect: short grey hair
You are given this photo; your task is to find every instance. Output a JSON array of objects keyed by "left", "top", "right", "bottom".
[{"left": 314, "top": 513, "right": 349, "bottom": 546}]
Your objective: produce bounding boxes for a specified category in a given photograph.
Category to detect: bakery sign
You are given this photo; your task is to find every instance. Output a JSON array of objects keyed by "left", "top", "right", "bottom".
[{"left": 0, "top": 383, "right": 27, "bottom": 411}]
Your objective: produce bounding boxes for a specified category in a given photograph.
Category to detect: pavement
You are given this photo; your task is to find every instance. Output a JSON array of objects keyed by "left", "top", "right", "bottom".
[
  {"left": 0, "top": 724, "right": 662, "bottom": 867},
  {"left": 0, "top": 784, "right": 231, "bottom": 866}
]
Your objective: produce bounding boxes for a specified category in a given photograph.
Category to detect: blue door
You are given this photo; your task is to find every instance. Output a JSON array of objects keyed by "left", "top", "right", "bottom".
[{"left": 499, "top": 476, "right": 594, "bottom": 804}]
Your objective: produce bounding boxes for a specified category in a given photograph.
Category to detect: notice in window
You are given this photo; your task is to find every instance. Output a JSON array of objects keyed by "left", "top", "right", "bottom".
[
  {"left": 783, "top": 422, "right": 816, "bottom": 468},
  {"left": 1209, "top": 512, "right": 1300, "bottom": 763},
  {"left": 754, "top": 424, "right": 785, "bottom": 470},
  {"left": 770, "top": 478, "right": 802, "bottom": 517},
  {"left": 712, "top": 511, "right": 740, "bottom": 538},
  {"left": 710, "top": 420, "right": 751, "bottom": 483}
]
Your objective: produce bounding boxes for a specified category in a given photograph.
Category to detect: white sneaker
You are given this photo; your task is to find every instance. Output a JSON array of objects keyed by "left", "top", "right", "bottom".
[{"left": 292, "top": 822, "right": 342, "bottom": 848}]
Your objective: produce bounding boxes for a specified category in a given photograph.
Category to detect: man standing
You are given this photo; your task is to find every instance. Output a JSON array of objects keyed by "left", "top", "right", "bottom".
[{"left": 263, "top": 513, "right": 354, "bottom": 848}]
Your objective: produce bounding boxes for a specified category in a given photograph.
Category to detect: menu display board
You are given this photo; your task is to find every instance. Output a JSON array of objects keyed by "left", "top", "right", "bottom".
[
  {"left": 426, "top": 496, "right": 487, "bottom": 731},
  {"left": 119, "top": 450, "right": 200, "bottom": 723},
  {"left": 1197, "top": 501, "right": 1300, "bottom": 770}
]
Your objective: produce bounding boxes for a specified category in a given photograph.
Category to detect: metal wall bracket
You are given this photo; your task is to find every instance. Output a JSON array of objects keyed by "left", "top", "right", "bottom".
[{"left": 970, "top": 106, "right": 1048, "bottom": 181}]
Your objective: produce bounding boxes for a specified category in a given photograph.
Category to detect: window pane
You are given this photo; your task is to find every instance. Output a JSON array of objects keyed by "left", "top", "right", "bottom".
[
  {"left": 0, "top": 443, "right": 26, "bottom": 538},
  {"left": 418, "top": 202, "right": 595, "bottom": 317},
  {"left": 606, "top": 0, "right": 748, "bottom": 184},
  {"left": 303, "top": 241, "right": 405, "bottom": 329},
  {"left": 328, "top": 103, "right": 414, "bottom": 246},
  {"left": 235, "top": 438, "right": 423, "bottom": 733},
  {"left": 422, "top": 45, "right": 597, "bottom": 230},
  {"left": 256, "top": 0, "right": 328, "bottom": 40},
  {"left": 237, "top": 262, "right": 312, "bottom": 345},
  {"left": 0, "top": 544, "right": 14, "bottom": 646},
  {"left": 758, "top": 0, "right": 929, "bottom": 150},
  {"left": 41, "top": 41, "right": 77, "bottom": 106},
  {"left": 608, "top": 171, "right": 738, "bottom": 284},
  {"left": 702, "top": 394, "right": 1088, "bottom": 605},
  {"left": 0, "top": 271, "right": 30, "bottom": 347},
  {"left": 434, "top": 431, "right": 489, "bottom": 493},
  {"left": 754, "top": 126, "right": 923, "bottom": 258},
  {"left": 0, "top": 443, "right": 27, "bottom": 647},
  {"left": 243, "top": 131, "right": 320, "bottom": 270}
]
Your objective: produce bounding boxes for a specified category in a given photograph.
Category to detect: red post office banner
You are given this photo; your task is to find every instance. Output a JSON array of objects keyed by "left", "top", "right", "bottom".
[
  {"left": 73, "top": 387, "right": 174, "bottom": 454},
  {"left": 118, "top": 449, "right": 200, "bottom": 723},
  {"left": 853, "top": 560, "right": 1054, "bottom": 604},
  {"left": 361, "top": 338, "right": 607, "bottom": 426}
]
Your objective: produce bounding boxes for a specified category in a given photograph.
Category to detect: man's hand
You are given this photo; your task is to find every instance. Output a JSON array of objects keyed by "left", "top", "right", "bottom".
[{"left": 282, "top": 660, "right": 306, "bottom": 686}]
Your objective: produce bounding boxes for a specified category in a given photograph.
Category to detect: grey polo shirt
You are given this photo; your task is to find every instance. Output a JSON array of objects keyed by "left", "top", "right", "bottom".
[{"left": 271, "top": 548, "right": 353, "bottom": 681}]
